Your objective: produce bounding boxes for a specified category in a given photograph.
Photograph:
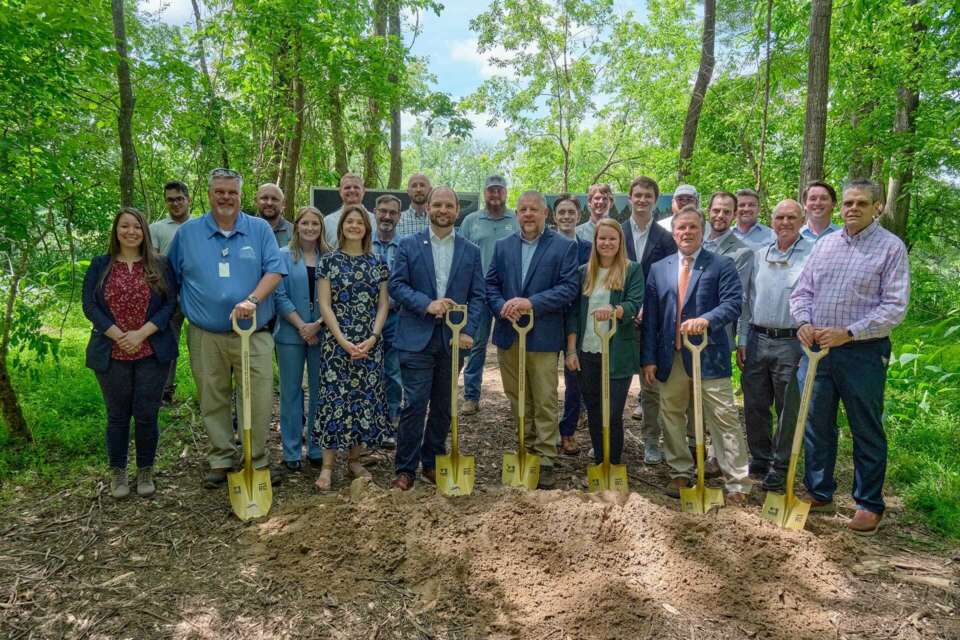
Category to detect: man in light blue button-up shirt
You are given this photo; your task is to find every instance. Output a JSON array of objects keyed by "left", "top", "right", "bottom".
[
  {"left": 732, "top": 188, "right": 776, "bottom": 250},
  {"left": 800, "top": 180, "right": 840, "bottom": 242},
  {"left": 737, "top": 199, "right": 813, "bottom": 488}
]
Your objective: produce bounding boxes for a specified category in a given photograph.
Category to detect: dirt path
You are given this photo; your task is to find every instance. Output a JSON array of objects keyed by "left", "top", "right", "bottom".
[{"left": 1, "top": 354, "right": 958, "bottom": 639}]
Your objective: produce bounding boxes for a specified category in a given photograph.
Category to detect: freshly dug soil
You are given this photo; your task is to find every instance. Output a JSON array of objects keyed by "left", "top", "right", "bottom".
[{"left": 1, "top": 351, "right": 957, "bottom": 639}]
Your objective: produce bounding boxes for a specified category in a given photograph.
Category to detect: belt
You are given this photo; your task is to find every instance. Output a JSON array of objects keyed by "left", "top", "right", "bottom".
[
  {"left": 750, "top": 324, "right": 797, "bottom": 339},
  {"left": 202, "top": 325, "right": 270, "bottom": 336}
]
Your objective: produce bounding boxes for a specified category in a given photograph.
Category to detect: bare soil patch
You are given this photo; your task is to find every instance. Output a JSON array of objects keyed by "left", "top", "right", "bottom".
[{"left": 1, "top": 352, "right": 957, "bottom": 639}]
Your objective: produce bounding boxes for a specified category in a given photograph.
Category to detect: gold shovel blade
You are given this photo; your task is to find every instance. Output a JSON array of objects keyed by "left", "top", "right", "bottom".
[
  {"left": 586, "top": 463, "right": 629, "bottom": 493},
  {"left": 502, "top": 452, "right": 540, "bottom": 489},
  {"left": 761, "top": 492, "right": 810, "bottom": 530},
  {"left": 435, "top": 453, "right": 475, "bottom": 497},
  {"left": 227, "top": 467, "right": 273, "bottom": 521},
  {"left": 680, "top": 485, "right": 724, "bottom": 514}
]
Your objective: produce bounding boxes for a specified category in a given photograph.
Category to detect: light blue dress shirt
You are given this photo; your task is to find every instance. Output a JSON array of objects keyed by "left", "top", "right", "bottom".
[
  {"left": 800, "top": 222, "right": 840, "bottom": 242},
  {"left": 733, "top": 222, "right": 776, "bottom": 250},
  {"left": 520, "top": 232, "right": 543, "bottom": 284},
  {"left": 737, "top": 236, "right": 814, "bottom": 345}
]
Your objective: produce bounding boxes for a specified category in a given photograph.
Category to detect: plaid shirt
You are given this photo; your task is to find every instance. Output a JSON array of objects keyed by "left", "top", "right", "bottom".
[
  {"left": 790, "top": 220, "right": 909, "bottom": 340},
  {"left": 396, "top": 207, "right": 430, "bottom": 238}
]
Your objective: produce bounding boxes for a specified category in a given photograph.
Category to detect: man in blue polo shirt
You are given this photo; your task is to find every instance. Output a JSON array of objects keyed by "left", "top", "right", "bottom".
[{"left": 167, "top": 168, "right": 287, "bottom": 488}]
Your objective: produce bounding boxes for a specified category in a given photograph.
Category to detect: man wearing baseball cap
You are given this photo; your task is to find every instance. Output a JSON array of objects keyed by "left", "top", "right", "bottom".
[
  {"left": 658, "top": 184, "right": 700, "bottom": 230},
  {"left": 459, "top": 175, "right": 516, "bottom": 415}
]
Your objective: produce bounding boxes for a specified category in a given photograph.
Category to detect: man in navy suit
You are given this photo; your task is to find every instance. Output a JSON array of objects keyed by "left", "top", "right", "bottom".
[
  {"left": 641, "top": 206, "right": 751, "bottom": 503},
  {"left": 621, "top": 176, "right": 677, "bottom": 464},
  {"left": 388, "top": 187, "right": 486, "bottom": 490},
  {"left": 486, "top": 191, "right": 580, "bottom": 488}
]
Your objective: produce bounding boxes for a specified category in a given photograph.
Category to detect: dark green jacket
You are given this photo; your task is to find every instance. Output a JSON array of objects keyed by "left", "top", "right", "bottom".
[{"left": 565, "top": 261, "right": 644, "bottom": 379}]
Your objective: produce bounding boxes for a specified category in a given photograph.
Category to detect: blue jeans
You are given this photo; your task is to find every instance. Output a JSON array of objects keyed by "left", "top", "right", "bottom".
[
  {"left": 276, "top": 341, "right": 322, "bottom": 462},
  {"left": 804, "top": 338, "right": 891, "bottom": 514},
  {"left": 559, "top": 363, "right": 581, "bottom": 437},
  {"left": 395, "top": 327, "right": 464, "bottom": 476},
  {"left": 382, "top": 311, "right": 403, "bottom": 423},
  {"left": 462, "top": 305, "right": 492, "bottom": 402},
  {"left": 94, "top": 356, "right": 166, "bottom": 469}
]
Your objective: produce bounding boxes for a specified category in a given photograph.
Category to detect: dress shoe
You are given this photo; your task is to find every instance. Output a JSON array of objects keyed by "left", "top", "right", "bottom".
[
  {"left": 537, "top": 466, "right": 556, "bottom": 489},
  {"left": 421, "top": 467, "right": 436, "bottom": 484},
  {"left": 704, "top": 456, "right": 722, "bottom": 478},
  {"left": 391, "top": 473, "right": 414, "bottom": 491},
  {"left": 284, "top": 460, "right": 303, "bottom": 472},
  {"left": 202, "top": 468, "right": 228, "bottom": 489},
  {"left": 461, "top": 400, "right": 479, "bottom": 415},
  {"left": 761, "top": 471, "right": 785, "bottom": 492},
  {"left": 663, "top": 477, "right": 689, "bottom": 498},
  {"left": 560, "top": 435, "right": 579, "bottom": 455},
  {"left": 726, "top": 492, "right": 750, "bottom": 507},
  {"left": 848, "top": 509, "right": 882, "bottom": 535}
]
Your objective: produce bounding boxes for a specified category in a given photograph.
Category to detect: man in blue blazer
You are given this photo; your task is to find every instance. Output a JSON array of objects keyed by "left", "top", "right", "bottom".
[
  {"left": 388, "top": 187, "right": 486, "bottom": 490},
  {"left": 620, "top": 176, "right": 678, "bottom": 464},
  {"left": 486, "top": 190, "right": 579, "bottom": 488},
  {"left": 640, "top": 207, "right": 751, "bottom": 503}
]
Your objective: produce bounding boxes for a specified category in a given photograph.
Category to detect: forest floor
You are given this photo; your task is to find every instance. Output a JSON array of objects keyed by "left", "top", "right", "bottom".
[{"left": 1, "top": 350, "right": 958, "bottom": 640}]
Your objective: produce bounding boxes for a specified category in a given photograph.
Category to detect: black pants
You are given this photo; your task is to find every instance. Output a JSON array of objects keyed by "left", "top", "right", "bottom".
[
  {"left": 577, "top": 352, "right": 631, "bottom": 465},
  {"left": 94, "top": 356, "right": 166, "bottom": 469}
]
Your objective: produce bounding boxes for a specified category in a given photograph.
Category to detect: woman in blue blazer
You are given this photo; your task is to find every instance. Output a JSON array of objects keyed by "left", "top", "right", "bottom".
[
  {"left": 273, "top": 206, "right": 329, "bottom": 471},
  {"left": 82, "top": 207, "right": 178, "bottom": 500}
]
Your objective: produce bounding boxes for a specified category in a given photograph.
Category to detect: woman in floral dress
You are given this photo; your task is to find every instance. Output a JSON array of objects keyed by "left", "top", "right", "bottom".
[{"left": 314, "top": 204, "right": 390, "bottom": 490}]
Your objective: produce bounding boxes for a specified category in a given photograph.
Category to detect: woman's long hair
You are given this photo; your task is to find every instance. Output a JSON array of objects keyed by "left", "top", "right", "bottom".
[
  {"left": 583, "top": 218, "right": 627, "bottom": 295},
  {"left": 336, "top": 204, "right": 373, "bottom": 255},
  {"left": 97, "top": 207, "right": 168, "bottom": 295},
  {"left": 289, "top": 206, "right": 330, "bottom": 262}
]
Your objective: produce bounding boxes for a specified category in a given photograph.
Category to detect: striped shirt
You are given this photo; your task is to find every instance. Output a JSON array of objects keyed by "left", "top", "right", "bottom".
[{"left": 790, "top": 221, "right": 909, "bottom": 341}]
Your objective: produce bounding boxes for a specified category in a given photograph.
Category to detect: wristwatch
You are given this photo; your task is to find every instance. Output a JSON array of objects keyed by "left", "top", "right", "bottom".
[{"left": 247, "top": 295, "right": 260, "bottom": 305}]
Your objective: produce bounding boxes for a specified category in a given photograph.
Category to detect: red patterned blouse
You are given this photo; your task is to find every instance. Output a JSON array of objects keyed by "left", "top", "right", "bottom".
[{"left": 103, "top": 260, "right": 155, "bottom": 361}]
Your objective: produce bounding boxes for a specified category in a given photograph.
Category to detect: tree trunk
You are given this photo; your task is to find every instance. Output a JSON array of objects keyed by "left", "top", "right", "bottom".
[
  {"left": 279, "top": 38, "right": 305, "bottom": 220},
  {"left": 677, "top": 0, "right": 716, "bottom": 183},
  {"left": 755, "top": 0, "right": 773, "bottom": 194},
  {"left": 387, "top": 1, "right": 402, "bottom": 189},
  {"left": 798, "top": 0, "right": 833, "bottom": 195},
  {"left": 328, "top": 79, "right": 348, "bottom": 176},
  {"left": 111, "top": 0, "right": 136, "bottom": 207},
  {"left": 0, "top": 255, "right": 31, "bottom": 444},
  {"left": 363, "top": 0, "right": 388, "bottom": 188},
  {"left": 191, "top": 0, "right": 230, "bottom": 168}
]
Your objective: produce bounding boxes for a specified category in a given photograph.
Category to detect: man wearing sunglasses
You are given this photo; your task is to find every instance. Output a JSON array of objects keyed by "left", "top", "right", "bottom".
[{"left": 737, "top": 199, "right": 813, "bottom": 490}]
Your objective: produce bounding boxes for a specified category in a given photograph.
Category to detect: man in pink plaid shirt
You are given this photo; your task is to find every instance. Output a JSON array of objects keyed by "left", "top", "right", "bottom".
[{"left": 790, "top": 178, "right": 910, "bottom": 535}]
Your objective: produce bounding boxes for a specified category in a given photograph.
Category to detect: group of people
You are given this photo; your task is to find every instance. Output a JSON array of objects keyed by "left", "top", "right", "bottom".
[{"left": 82, "top": 166, "right": 908, "bottom": 536}]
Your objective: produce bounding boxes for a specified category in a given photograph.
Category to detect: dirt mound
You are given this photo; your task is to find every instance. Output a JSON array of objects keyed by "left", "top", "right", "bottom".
[{"left": 240, "top": 480, "right": 895, "bottom": 640}]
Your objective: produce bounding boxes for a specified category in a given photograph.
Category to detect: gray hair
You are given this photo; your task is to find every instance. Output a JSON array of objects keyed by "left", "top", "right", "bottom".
[
  {"left": 843, "top": 178, "right": 883, "bottom": 204},
  {"left": 517, "top": 190, "right": 547, "bottom": 210},
  {"left": 256, "top": 182, "right": 284, "bottom": 198},
  {"left": 671, "top": 205, "right": 705, "bottom": 230},
  {"left": 735, "top": 188, "right": 760, "bottom": 203},
  {"left": 375, "top": 194, "right": 402, "bottom": 210},
  {"left": 208, "top": 167, "right": 243, "bottom": 191}
]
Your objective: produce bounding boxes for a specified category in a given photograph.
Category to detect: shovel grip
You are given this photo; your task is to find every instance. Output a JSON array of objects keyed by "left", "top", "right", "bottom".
[
  {"left": 445, "top": 304, "right": 468, "bottom": 332},
  {"left": 681, "top": 330, "right": 707, "bottom": 353},
  {"left": 231, "top": 309, "right": 258, "bottom": 337},
  {"left": 510, "top": 308, "right": 534, "bottom": 336}
]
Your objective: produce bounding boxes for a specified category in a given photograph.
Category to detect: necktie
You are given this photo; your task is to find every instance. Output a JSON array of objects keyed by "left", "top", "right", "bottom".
[{"left": 675, "top": 255, "right": 693, "bottom": 350}]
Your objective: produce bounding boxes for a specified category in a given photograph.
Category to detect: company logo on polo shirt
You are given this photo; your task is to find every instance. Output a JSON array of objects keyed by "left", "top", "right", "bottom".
[{"left": 239, "top": 246, "right": 256, "bottom": 259}]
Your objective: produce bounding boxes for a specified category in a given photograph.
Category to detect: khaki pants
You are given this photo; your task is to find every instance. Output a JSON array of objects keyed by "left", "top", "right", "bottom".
[
  {"left": 659, "top": 351, "right": 749, "bottom": 493},
  {"left": 188, "top": 325, "right": 274, "bottom": 470},
  {"left": 498, "top": 344, "right": 559, "bottom": 467}
]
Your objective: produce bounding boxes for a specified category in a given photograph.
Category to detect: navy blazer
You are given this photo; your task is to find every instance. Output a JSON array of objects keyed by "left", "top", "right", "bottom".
[
  {"left": 621, "top": 218, "right": 677, "bottom": 279},
  {"left": 389, "top": 229, "right": 485, "bottom": 353},
  {"left": 81, "top": 254, "right": 179, "bottom": 373},
  {"left": 640, "top": 249, "right": 742, "bottom": 381},
  {"left": 273, "top": 246, "right": 323, "bottom": 345},
  {"left": 574, "top": 236, "right": 592, "bottom": 265},
  {"left": 485, "top": 228, "right": 580, "bottom": 352}
]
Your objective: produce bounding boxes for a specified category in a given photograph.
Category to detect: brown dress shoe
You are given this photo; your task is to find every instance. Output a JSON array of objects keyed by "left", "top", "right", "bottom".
[
  {"left": 664, "top": 477, "right": 689, "bottom": 499},
  {"left": 421, "top": 468, "right": 436, "bottom": 484},
  {"left": 726, "top": 492, "right": 750, "bottom": 507},
  {"left": 391, "top": 473, "right": 414, "bottom": 491},
  {"left": 847, "top": 509, "right": 882, "bottom": 535},
  {"left": 560, "top": 435, "right": 579, "bottom": 455}
]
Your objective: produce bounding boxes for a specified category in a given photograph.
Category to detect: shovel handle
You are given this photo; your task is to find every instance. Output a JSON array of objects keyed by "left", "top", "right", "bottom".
[
  {"left": 445, "top": 304, "right": 468, "bottom": 332},
  {"left": 510, "top": 308, "right": 534, "bottom": 335},
  {"left": 683, "top": 330, "right": 707, "bottom": 490},
  {"left": 681, "top": 331, "right": 708, "bottom": 353},
  {"left": 512, "top": 309, "right": 533, "bottom": 466},
  {"left": 231, "top": 309, "right": 258, "bottom": 337},
  {"left": 784, "top": 342, "right": 829, "bottom": 499},
  {"left": 592, "top": 312, "right": 617, "bottom": 341}
]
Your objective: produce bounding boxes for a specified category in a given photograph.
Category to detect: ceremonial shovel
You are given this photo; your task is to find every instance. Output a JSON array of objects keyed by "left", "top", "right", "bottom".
[
  {"left": 436, "top": 304, "right": 475, "bottom": 496},
  {"left": 227, "top": 310, "right": 273, "bottom": 521},
  {"left": 586, "top": 315, "right": 628, "bottom": 493},
  {"left": 502, "top": 309, "right": 540, "bottom": 489},
  {"left": 761, "top": 344, "right": 829, "bottom": 530},
  {"left": 680, "top": 332, "right": 725, "bottom": 514}
]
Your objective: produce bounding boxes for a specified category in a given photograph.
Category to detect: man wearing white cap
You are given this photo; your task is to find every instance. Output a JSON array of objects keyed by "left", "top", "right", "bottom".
[{"left": 658, "top": 184, "right": 699, "bottom": 230}]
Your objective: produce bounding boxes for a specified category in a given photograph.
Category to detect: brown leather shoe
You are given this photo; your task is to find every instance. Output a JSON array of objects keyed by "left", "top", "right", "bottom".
[
  {"left": 461, "top": 400, "right": 479, "bottom": 415},
  {"left": 726, "top": 492, "right": 750, "bottom": 507},
  {"left": 560, "top": 435, "right": 579, "bottom": 455},
  {"left": 421, "top": 468, "right": 436, "bottom": 484},
  {"left": 847, "top": 509, "right": 882, "bottom": 535},
  {"left": 704, "top": 456, "right": 722, "bottom": 479},
  {"left": 391, "top": 473, "right": 414, "bottom": 491},
  {"left": 664, "top": 477, "right": 689, "bottom": 499}
]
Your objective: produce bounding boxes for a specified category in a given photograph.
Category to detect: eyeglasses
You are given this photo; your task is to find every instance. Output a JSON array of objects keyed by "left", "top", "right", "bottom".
[{"left": 209, "top": 168, "right": 241, "bottom": 179}]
